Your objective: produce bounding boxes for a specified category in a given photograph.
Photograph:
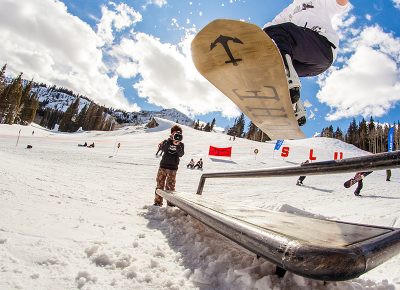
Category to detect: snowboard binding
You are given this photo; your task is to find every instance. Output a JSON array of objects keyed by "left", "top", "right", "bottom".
[
  {"left": 294, "top": 100, "right": 307, "bottom": 126},
  {"left": 285, "top": 54, "right": 301, "bottom": 104}
]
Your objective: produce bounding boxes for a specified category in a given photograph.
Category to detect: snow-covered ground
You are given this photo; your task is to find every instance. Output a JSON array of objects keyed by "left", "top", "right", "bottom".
[{"left": 0, "top": 119, "right": 399, "bottom": 290}]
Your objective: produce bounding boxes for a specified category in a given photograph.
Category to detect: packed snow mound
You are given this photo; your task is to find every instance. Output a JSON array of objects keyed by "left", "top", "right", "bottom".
[{"left": 0, "top": 122, "right": 399, "bottom": 290}]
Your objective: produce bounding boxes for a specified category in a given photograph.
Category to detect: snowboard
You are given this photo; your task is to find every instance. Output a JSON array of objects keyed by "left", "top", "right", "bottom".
[
  {"left": 191, "top": 19, "right": 305, "bottom": 140},
  {"left": 344, "top": 171, "right": 373, "bottom": 188}
]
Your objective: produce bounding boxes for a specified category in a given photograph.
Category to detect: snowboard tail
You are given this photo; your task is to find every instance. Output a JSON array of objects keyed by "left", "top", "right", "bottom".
[{"left": 344, "top": 171, "right": 373, "bottom": 188}]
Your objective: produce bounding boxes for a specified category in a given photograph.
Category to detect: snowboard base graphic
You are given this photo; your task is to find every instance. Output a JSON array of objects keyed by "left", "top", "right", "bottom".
[{"left": 191, "top": 19, "right": 305, "bottom": 140}]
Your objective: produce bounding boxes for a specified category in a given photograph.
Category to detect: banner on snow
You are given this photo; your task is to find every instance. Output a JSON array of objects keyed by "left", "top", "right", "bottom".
[
  {"left": 209, "top": 146, "right": 232, "bottom": 157},
  {"left": 274, "top": 140, "right": 284, "bottom": 151},
  {"left": 388, "top": 127, "right": 395, "bottom": 152}
]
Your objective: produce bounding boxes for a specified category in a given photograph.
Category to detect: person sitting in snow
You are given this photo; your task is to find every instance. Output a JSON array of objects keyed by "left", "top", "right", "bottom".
[
  {"left": 154, "top": 125, "right": 185, "bottom": 207},
  {"left": 88, "top": 142, "right": 95, "bottom": 148},
  {"left": 187, "top": 158, "right": 195, "bottom": 169},
  {"left": 194, "top": 158, "right": 203, "bottom": 170}
]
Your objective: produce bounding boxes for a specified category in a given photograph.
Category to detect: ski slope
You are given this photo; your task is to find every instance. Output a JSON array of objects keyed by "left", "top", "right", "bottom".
[{"left": 0, "top": 119, "right": 399, "bottom": 290}]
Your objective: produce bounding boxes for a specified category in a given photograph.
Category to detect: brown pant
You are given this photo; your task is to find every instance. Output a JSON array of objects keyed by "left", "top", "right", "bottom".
[{"left": 154, "top": 168, "right": 177, "bottom": 206}]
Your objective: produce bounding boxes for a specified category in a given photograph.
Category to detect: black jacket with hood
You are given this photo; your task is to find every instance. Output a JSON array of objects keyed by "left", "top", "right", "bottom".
[{"left": 159, "top": 138, "right": 185, "bottom": 170}]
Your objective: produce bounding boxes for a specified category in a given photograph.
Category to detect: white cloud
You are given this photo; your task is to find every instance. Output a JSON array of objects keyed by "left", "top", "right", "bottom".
[
  {"left": 142, "top": 0, "right": 167, "bottom": 9},
  {"left": 0, "top": 0, "right": 139, "bottom": 111},
  {"left": 317, "top": 26, "right": 400, "bottom": 121},
  {"left": 109, "top": 31, "right": 239, "bottom": 118},
  {"left": 97, "top": 2, "right": 142, "bottom": 46},
  {"left": 393, "top": 0, "right": 400, "bottom": 9}
]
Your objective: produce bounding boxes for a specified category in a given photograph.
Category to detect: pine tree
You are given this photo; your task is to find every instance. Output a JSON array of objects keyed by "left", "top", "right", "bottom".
[
  {"left": 20, "top": 92, "right": 39, "bottom": 125},
  {"left": 0, "top": 73, "right": 23, "bottom": 124},
  {"left": 75, "top": 104, "right": 88, "bottom": 130},
  {"left": 235, "top": 113, "right": 246, "bottom": 137},
  {"left": 59, "top": 97, "right": 80, "bottom": 132},
  {"left": 346, "top": 118, "right": 358, "bottom": 146},
  {"left": 368, "top": 117, "right": 376, "bottom": 153},
  {"left": 203, "top": 122, "right": 211, "bottom": 132},
  {"left": 83, "top": 102, "right": 97, "bottom": 130},
  {"left": 18, "top": 79, "right": 35, "bottom": 124},
  {"left": 227, "top": 117, "right": 238, "bottom": 137},
  {"left": 358, "top": 118, "right": 368, "bottom": 151},
  {"left": 40, "top": 108, "right": 51, "bottom": 128},
  {"left": 245, "top": 121, "right": 257, "bottom": 140},
  {"left": 333, "top": 127, "right": 344, "bottom": 140},
  {"left": 210, "top": 118, "right": 216, "bottom": 131},
  {"left": 93, "top": 106, "right": 105, "bottom": 131},
  {"left": 0, "top": 64, "right": 6, "bottom": 95},
  {"left": 48, "top": 110, "right": 63, "bottom": 130}
]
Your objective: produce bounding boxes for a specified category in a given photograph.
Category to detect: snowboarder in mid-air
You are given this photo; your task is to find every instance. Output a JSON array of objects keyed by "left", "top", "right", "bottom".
[
  {"left": 154, "top": 125, "right": 185, "bottom": 207},
  {"left": 263, "top": 0, "right": 350, "bottom": 125}
]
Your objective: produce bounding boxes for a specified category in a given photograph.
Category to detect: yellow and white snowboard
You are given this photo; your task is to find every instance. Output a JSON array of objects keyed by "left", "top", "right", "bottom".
[{"left": 191, "top": 19, "right": 305, "bottom": 140}]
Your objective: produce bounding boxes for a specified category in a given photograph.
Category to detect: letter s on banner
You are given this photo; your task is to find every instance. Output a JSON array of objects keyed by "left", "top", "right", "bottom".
[{"left": 281, "top": 147, "right": 290, "bottom": 158}]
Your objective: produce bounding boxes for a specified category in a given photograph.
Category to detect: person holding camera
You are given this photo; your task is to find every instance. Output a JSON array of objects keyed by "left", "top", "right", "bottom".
[{"left": 154, "top": 125, "right": 185, "bottom": 206}]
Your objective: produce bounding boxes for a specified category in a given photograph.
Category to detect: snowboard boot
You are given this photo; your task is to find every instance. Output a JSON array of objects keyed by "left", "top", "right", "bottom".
[
  {"left": 285, "top": 54, "right": 301, "bottom": 104},
  {"left": 293, "top": 100, "right": 307, "bottom": 126}
]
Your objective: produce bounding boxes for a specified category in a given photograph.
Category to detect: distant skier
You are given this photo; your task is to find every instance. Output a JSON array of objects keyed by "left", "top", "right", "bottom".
[
  {"left": 187, "top": 158, "right": 195, "bottom": 169},
  {"left": 194, "top": 158, "right": 203, "bottom": 170},
  {"left": 296, "top": 160, "right": 309, "bottom": 185},
  {"left": 386, "top": 169, "right": 391, "bottom": 182},
  {"left": 154, "top": 125, "right": 185, "bottom": 207}
]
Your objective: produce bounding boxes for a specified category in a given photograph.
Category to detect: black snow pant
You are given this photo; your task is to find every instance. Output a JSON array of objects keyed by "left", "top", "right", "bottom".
[
  {"left": 298, "top": 176, "right": 306, "bottom": 183},
  {"left": 354, "top": 180, "right": 363, "bottom": 195},
  {"left": 263, "top": 22, "right": 334, "bottom": 77}
]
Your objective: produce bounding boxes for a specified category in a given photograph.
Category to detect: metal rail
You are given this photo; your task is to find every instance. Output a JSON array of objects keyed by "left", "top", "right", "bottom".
[{"left": 196, "top": 151, "right": 400, "bottom": 195}]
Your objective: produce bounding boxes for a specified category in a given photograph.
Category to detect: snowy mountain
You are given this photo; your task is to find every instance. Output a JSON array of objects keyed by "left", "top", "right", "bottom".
[
  {"left": 32, "top": 84, "right": 193, "bottom": 126},
  {"left": 0, "top": 119, "right": 399, "bottom": 290}
]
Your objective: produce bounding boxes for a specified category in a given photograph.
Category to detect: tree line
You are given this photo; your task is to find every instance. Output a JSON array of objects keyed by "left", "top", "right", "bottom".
[
  {"left": 227, "top": 113, "right": 271, "bottom": 142},
  {"left": 0, "top": 64, "right": 116, "bottom": 132},
  {"left": 193, "top": 118, "right": 216, "bottom": 132},
  {"left": 321, "top": 117, "right": 400, "bottom": 153},
  {"left": 0, "top": 64, "right": 39, "bottom": 125}
]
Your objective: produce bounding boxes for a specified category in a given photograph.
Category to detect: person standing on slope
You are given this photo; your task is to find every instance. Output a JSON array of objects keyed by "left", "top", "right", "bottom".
[
  {"left": 263, "top": 0, "right": 350, "bottom": 125},
  {"left": 154, "top": 125, "right": 185, "bottom": 207}
]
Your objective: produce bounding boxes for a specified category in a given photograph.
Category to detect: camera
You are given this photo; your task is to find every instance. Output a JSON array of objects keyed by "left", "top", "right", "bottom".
[{"left": 173, "top": 132, "right": 183, "bottom": 141}]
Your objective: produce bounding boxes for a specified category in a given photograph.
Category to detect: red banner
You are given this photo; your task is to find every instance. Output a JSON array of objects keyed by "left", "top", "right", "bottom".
[{"left": 209, "top": 146, "right": 232, "bottom": 157}]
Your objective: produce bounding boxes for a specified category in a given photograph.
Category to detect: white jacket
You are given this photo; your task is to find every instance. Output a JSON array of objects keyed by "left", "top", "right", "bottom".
[{"left": 263, "top": 0, "right": 350, "bottom": 61}]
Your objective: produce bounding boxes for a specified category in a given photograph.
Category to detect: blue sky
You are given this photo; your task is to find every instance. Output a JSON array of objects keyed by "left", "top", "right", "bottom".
[{"left": 0, "top": 0, "right": 399, "bottom": 137}]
